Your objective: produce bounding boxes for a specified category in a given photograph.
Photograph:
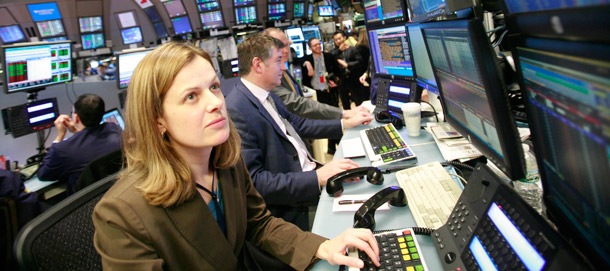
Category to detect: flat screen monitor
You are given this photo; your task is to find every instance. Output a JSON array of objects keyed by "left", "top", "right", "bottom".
[
  {"left": 36, "top": 20, "right": 65, "bottom": 38},
  {"left": 294, "top": 2, "right": 305, "bottom": 18},
  {"left": 318, "top": 5, "right": 334, "bottom": 16},
  {"left": 79, "top": 16, "right": 103, "bottom": 33},
  {"left": 120, "top": 27, "right": 143, "bottom": 45},
  {"left": 235, "top": 6, "right": 257, "bottom": 25},
  {"left": 0, "top": 25, "right": 26, "bottom": 44},
  {"left": 27, "top": 2, "right": 62, "bottom": 22},
  {"left": 101, "top": 108, "right": 125, "bottom": 130},
  {"left": 368, "top": 24, "right": 414, "bottom": 79},
  {"left": 406, "top": 24, "right": 438, "bottom": 94},
  {"left": 422, "top": 19, "right": 525, "bottom": 179},
  {"left": 302, "top": 25, "right": 321, "bottom": 41},
  {"left": 153, "top": 22, "right": 169, "bottom": 38},
  {"left": 1, "top": 98, "right": 60, "bottom": 138},
  {"left": 196, "top": 0, "right": 220, "bottom": 12},
  {"left": 144, "top": 6, "right": 162, "bottom": 23},
  {"left": 234, "top": 0, "right": 255, "bottom": 7},
  {"left": 163, "top": 0, "right": 187, "bottom": 18},
  {"left": 1, "top": 41, "right": 72, "bottom": 94},
  {"left": 81, "top": 33, "right": 105, "bottom": 50},
  {"left": 290, "top": 43, "right": 304, "bottom": 58},
  {"left": 285, "top": 27, "right": 304, "bottom": 43},
  {"left": 117, "top": 11, "right": 137, "bottom": 28},
  {"left": 363, "top": 0, "right": 406, "bottom": 24},
  {"left": 516, "top": 38, "right": 610, "bottom": 269},
  {"left": 407, "top": 0, "right": 472, "bottom": 23},
  {"left": 200, "top": 10, "right": 225, "bottom": 29},
  {"left": 307, "top": 1, "right": 314, "bottom": 20},
  {"left": 268, "top": 3, "right": 286, "bottom": 20},
  {"left": 171, "top": 16, "right": 192, "bottom": 34},
  {"left": 117, "top": 48, "right": 153, "bottom": 89}
]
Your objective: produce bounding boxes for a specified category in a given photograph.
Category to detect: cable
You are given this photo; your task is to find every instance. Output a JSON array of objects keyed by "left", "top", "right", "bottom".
[
  {"left": 449, "top": 173, "right": 468, "bottom": 185},
  {"left": 442, "top": 161, "right": 475, "bottom": 171},
  {"left": 492, "top": 29, "right": 508, "bottom": 48},
  {"left": 411, "top": 227, "right": 434, "bottom": 236},
  {"left": 420, "top": 101, "right": 439, "bottom": 122},
  {"left": 65, "top": 82, "right": 74, "bottom": 105}
]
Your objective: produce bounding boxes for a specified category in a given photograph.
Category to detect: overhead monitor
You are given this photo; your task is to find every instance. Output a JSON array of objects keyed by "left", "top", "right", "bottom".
[
  {"left": 117, "top": 48, "right": 153, "bottom": 89},
  {"left": 27, "top": 2, "right": 62, "bottom": 22},
  {"left": 1, "top": 41, "right": 72, "bottom": 94},
  {"left": 294, "top": 2, "right": 305, "bottom": 18},
  {"left": 196, "top": 0, "right": 220, "bottom": 12},
  {"left": 368, "top": 24, "right": 414, "bottom": 79},
  {"left": 1, "top": 98, "right": 60, "bottom": 138},
  {"left": 285, "top": 27, "right": 304, "bottom": 43},
  {"left": 363, "top": 0, "right": 406, "bottom": 25},
  {"left": 171, "top": 16, "right": 192, "bottom": 34},
  {"left": 116, "top": 11, "right": 137, "bottom": 28},
  {"left": 422, "top": 19, "right": 525, "bottom": 179},
  {"left": 406, "top": 0, "right": 473, "bottom": 23},
  {"left": 36, "top": 20, "right": 65, "bottom": 38},
  {"left": 235, "top": 6, "right": 257, "bottom": 25},
  {"left": 144, "top": 6, "right": 162, "bottom": 23},
  {"left": 290, "top": 43, "right": 304, "bottom": 58},
  {"left": 516, "top": 38, "right": 610, "bottom": 269},
  {"left": 0, "top": 25, "right": 27, "bottom": 44},
  {"left": 200, "top": 10, "right": 225, "bottom": 29},
  {"left": 307, "top": 0, "right": 314, "bottom": 20},
  {"left": 318, "top": 5, "right": 334, "bottom": 17},
  {"left": 302, "top": 25, "right": 321, "bottom": 41},
  {"left": 120, "top": 26, "right": 143, "bottom": 45},
  {"left": 406, "top": 24, "right": 438, "bottom": 94},
  {"left": 101, "top": 108, "right": 125, "bottom": 130},
  {"left": 79, "top": 16, "right": 103, "bottom": 33},
  {"left": 153, "top": 22, "right": 169, "bottom": 38},
  {"left": 268, "top": 3, "right": 286, "bottom": 20},
  {"left": 163, "top": 0, "right": 187, "bottom": 18},
  {"left": 81, "top": 33, "right": 105, "bottom": 50},
  {"left": 234, "top": 0, "right": 255, "bottom": 7}
]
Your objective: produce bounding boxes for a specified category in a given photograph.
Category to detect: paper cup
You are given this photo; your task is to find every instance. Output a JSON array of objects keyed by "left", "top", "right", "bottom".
[{"left": 402, "top": 102, "right": 421, "bottom": 137}]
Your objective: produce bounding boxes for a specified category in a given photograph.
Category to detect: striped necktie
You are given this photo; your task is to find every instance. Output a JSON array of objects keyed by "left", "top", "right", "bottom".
[{"left": 283, "top": 72, "right": 302, "bottom": 96}]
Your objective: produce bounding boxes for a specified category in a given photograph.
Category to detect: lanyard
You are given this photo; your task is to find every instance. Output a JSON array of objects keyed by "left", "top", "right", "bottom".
[{"left": 195, "top": 171, "right": 226, "bottom": 236}]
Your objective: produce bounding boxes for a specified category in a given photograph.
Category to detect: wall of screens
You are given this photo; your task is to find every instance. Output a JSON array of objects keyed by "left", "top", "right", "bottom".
[
  {"left": 143, "top": 6, "right": 169, "bottom": 39},
  {"left": 196, "top": 0, "right": 225, "bottom": 30},
  {"left": 79, "top": 16, "right": 105, "bottom": 50}
]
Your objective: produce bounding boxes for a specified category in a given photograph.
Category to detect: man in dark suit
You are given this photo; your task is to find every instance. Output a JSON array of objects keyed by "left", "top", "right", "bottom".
[
  {"left": 37, "top": 94, "right": 122, "bottom": 195},
  {"left": 225, "top": 34, "right": 372, "bottom": 230}
]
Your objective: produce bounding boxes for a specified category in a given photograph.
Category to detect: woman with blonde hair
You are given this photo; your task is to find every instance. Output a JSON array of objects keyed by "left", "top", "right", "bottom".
[{"left": 92, "top": 42, "right": 380, "bottom": 270}]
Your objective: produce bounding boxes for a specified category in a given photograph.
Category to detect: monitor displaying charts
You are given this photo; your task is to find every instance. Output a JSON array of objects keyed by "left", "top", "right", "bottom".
[
  {"left": 81, "top": 33, "right": 105, "bottom": 50},
  {"left": 200, "top": 10, "right": 225, "bottom": 29},
  {"left": 0, "top": 25, "right": 26, "bottom": 44},
  {"left": 235, "top": 6, "right": 257, "bottom": 24},
  {"left": 79, "top": 16, "right": 103, "bottom": 33},
  {"left": 36, "top": 20, "right": 65, "bottom": 38}
]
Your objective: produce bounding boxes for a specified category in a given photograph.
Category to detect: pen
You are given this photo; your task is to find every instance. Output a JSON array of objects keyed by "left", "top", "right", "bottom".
[{"left": 338, "top": 200, "right": 367, "bottom": 205}]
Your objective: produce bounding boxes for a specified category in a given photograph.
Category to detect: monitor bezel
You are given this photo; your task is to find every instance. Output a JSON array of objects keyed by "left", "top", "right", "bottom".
[
  {"left": 171, "top": 15, "right": 193, "bottom": 35},
  {"left": 234, "top": 5, "right": 258, "bottom": 25},
  {"left": 1, "top": 40, "right": 73, "bottom": 94},
  {"left": 293, "top": 1, "right": 306, "bottom": 19},
  {"left": 267, "top": 3, "right": 287, "bottom": 21},
  {"left": 153, "top": 21, "right": 169, "bottom": 39},
  {"left": 116, "top": 47, "right": 155, "bottom": 90},
  {"left": 0, "top": 24, "right": 27, "bottom": 44},
  {"left": 115, "top": 10, "right": 139, "bottom": 29},
  {"left": 362, "top": 0, "right": 407, "bottom": 26},
  {"left": 27, "top": 2, "right": 62, "bottom": 22},
  {"left": 200, "top": 10, "right": 225, "bottom": 29},
  {"left": 77, "top": 16, "right": 103, "bottom": 34},
  {"left": 143, "top": 6, "right": 163, "bottom": 23},
  {"left": 120, "top": 26, "right": 143, "bottom": 45},
  {"left": 406, "top": 23, "right": 439, "bottom": 95},
  {"left": 421, "top": 19, "right": 525, "bottom": 180},
  {"left": 35, "top": 19, "right": 66, "bottom": 38},
  {"left": 367, "top": 22, "right": 415, "bottom": 81},
  {"left": 80, "top": 32, "right": 105, "bottom": 50},
  {"left": 163, "top": 0, "right": 188, "bottom": 19},
  {"left": 318, "top": 5, "right": 334, "bottom": 17}
]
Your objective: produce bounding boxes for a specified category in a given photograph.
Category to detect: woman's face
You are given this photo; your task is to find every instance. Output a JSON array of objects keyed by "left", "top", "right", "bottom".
[{"left": 157, "top": 56, "right": 229, "bottom": 152}]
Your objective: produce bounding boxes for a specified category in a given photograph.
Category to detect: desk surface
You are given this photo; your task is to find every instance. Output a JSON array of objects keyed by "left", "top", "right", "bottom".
[
  {"left": 311, "top": 121, "right": 450, "bottom": 270},
  {"left": 24, "top": 176, "right": 60, "bottom": 193}
]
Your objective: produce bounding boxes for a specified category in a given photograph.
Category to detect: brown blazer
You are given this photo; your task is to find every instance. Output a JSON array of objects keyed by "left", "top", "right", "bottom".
[{"left": 92, "top": 159, "right": 327, "bottom": 270}]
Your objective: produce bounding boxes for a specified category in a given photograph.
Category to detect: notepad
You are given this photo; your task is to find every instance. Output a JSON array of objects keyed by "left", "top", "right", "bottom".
[{"left": 341, "top": 138, "right": 366, "bottom": 158}]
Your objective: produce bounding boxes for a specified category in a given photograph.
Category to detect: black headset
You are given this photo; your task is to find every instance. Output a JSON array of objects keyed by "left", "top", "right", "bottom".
[{"left": 375, "top": 110, "right": 404, "bottom": 129}]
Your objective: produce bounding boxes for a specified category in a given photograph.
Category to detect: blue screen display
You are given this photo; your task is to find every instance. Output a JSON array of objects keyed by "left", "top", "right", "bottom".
[
  {"left": 0, "top": 25, "right": 26, "bottom": 43},
  {"left": 27, "top": 2, "right": 62, "bottom": 22},
  {"left": 121, "top": 27, "right": 143, "bottom": 44},
  {"left": 171, "top": 16, "right": 192, "bottom": 34}
]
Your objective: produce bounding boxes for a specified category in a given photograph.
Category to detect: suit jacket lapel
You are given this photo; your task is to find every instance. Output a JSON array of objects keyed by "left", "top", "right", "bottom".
[{"left": 236, "top": 81, "right": 291, "bottom": 142}]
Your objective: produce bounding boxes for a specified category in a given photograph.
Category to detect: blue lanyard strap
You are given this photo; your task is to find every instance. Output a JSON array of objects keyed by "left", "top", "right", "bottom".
[{"left": 195, "top": 171, "right": 226, "bottom": 236}]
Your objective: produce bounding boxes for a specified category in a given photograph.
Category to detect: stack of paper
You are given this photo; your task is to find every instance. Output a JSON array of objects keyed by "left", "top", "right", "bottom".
[{"left": 426, "top": 123, "right": 482, "bottom": 161}]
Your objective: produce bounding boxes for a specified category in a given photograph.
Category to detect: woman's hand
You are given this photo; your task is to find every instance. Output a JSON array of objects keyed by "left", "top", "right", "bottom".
[{"left": 315, "top": 228, "right": 380, "bottom": 269}]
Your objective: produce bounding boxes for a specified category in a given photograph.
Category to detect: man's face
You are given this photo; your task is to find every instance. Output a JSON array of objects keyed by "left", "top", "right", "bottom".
[
  {"left": 260, "top": 47, "right": 287, "bottom": 89},
  {"left": 333, "top": 33, "right": 346, "bottom": 47},
  {"left": 310, "top": 39, "right": 322, "bottom": 54}
]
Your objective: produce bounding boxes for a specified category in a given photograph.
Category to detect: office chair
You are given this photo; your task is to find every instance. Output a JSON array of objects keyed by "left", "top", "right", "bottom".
[
  {"left": 14, "top": 173, "right": 118, "bottom": 271},
  {"left": 1, "top": 197, "right": 19, "bottom": 270},
  {"left": 75, "top": 148, "right": 123, "bottom": 193}
]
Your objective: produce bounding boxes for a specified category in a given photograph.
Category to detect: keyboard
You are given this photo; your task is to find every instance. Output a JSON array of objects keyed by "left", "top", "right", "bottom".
[
  {"left": 360, "top": 123, "right": 416, "bottom": 167},
  {"left": 396, "top": 161, "right": 462, "bottom": 229},
  {"left": 348, "top": 228, "right": 429, "bottom": 271}
]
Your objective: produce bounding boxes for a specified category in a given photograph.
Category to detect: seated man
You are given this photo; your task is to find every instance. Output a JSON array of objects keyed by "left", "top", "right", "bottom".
[
  {"left": 38, "top": 94, "right": 122, "bottom": 195},
  {"left": 225, "top": 34, "right": 373, "bottom": 230},
  {"left": 0, "top": 169, "right": 42, "bottom": 228}
]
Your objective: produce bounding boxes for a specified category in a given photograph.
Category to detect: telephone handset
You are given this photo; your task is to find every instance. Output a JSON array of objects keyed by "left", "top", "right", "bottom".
[
  {"left": 353, "top": 186, "right": 407, "bottom": 230},
  {"left": 326, "top": 167, "right": 383, "bottom": 197}
]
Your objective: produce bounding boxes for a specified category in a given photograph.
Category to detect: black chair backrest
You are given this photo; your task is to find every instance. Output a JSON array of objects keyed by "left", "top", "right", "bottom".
[
  {"left": 1, "top": 197, "right": 18, "bottom": 270},
  {"left": 14, "top": 173, "right": 118, "bottom": 271},
  {"left": 75, "top": 149, "right": 123, "bottom": 193}
]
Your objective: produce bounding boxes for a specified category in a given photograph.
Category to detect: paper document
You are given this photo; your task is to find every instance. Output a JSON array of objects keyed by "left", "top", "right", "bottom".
[
  {"left": 426, "top": 123, "right": 482, "bottom": 161},
  {"left": 341, "top": 138, "right": 366, "bottom": 158},
  {"left": 431, "top": 122, "right": 462, "bottom": 139},
  {"left": 332, "top": 194, "right": 390, "bottom": 212}
]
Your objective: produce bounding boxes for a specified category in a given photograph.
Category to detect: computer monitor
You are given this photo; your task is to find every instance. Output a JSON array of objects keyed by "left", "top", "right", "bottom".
[
  {"left": 120, "top": 27, "right": 143, "bottom": 45},
  {"left": 406, "top": 24, "right": 438, "bottom": 94},
  {"left": 171, "top": 16, "right": 192, "bottom": 34},
  {"left": 363, "top": 0, "right": 406, "bottom": 25},
  {"left": 27, "top": 2, "right": 62, "bottom": 22},
  {"left": 1, "top": 98, "right": 60, "bottom": 138},
  {"left": 421, "top": 19, "right": 525, "bottom": 179},
  {"left": 1, "top": 41, "right": 72, "bottom": 94},
  {"left": 196, "top": 0, "right": 220, "bottom": 12},
  {"left": 81, "top": 33, "right": 105, "bottom": 50},
  {"left": 368, "top": 24, "right": 414, "bottom": 80},
  {"left": 406, "top": 0, "right": 473, "bottom": 23},
  {"left": 144, "top": 6, "right": 162, "bottom": 23},
  {"left": 116, "top": 11, "right": 137, "bottom": 28},
  {"left": 101, "top": 108, "right": 125, "bottom": 130},
  {"left": 163, "top": 0, "right": 187, "bottom": 18},
  {"left": 515, "top": 38, "right": 610, "bottom": 269},
  {"left": 36, "top": 20, "right": 65, "bottom": 38},
  {"left": 285, "top": 27, "right": 304, "bottom": 43},
  {"left": 307, "top": 1, "right": 314, "bottom": 20},
  {"left": 200, "top": 10, "right": 225, "bottom": 29},
  {"left": 235, "top": 6, "right": 257, "bottom": 25},
  {"left": 0, "top": 25, "right": 27, "bottom": 44},
  {"left": 290, "top": 43, "right": 304, "bottom": 58},
  {"left": 318, "top": 5, "right": 334, "bottom": 17},
  {"left": 234, "top": 0, "right": 255, "bottom": 7},
  {"left": 302, "top": 25, "right": 321, "bottom": 41},
  {"left": 117, "top": 48, "right": 153, "bottom": 89},
  {"left": 78, "top": 16, "right": 103, "bottom": 33},
  {"left": 153, "top": 22, "right": 169, "bottom": 38},
  {"left": 294, "top": 2, "right": 305, "bottom": 18},
  {"left": 268, "top": 3, "right": 286, "bottom": 20}
]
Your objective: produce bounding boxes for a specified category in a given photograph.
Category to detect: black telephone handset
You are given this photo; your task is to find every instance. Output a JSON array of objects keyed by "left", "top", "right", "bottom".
[
  {"left": 326, "top": 167, "right": 384, "bottom": 197},
  {"left": 353, "top": 186, "right": 407, "bottom": 230}
]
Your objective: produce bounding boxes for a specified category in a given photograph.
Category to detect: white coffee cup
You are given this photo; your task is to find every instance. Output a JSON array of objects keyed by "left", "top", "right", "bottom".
[{"left": 401, "top": 102, "right": 421, "bottom": 137}]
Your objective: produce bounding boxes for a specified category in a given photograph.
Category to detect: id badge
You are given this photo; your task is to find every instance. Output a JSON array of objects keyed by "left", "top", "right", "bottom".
[{"left": 319, "top": 76, "right": 325, "bottom": 83}]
